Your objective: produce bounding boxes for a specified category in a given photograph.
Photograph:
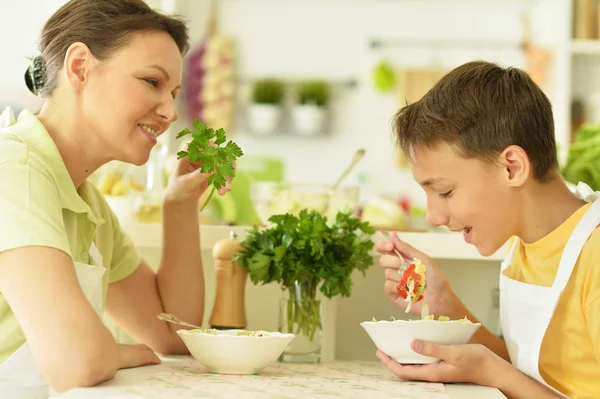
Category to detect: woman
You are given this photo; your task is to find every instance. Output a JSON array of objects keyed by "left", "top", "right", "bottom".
[{"left": 0, "top": 1, "right": 230, "bottom": 397}]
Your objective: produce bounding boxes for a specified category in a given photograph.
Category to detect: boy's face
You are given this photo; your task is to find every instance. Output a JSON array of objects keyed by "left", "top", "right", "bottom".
[{"left": 410, "top": 143, "right": 517, "bottom": 256}]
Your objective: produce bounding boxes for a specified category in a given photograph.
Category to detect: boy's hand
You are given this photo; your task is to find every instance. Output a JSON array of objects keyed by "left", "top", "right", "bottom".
[
  {"left": 377, "top": 341, "right": 563, "bottom": 399},
  {"left": 376, "top": 341, "right": 503, "bottom": 386},
  {"left": 376, "top": 232, "right": 454, "bottom": 317}
]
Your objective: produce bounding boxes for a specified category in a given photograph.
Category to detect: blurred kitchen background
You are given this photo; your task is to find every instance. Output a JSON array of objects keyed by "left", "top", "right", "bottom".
[{"left": 2, "top": 0, "right": 599, "bottom": 361}]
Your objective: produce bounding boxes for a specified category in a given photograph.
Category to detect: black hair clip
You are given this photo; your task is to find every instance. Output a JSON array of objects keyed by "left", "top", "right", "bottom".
[{"left": 25, "top": 56, "right": 47, "bottom": 97}]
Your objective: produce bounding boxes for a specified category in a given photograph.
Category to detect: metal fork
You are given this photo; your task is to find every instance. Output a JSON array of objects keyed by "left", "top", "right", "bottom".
[
  {"left": 378, "top": 230, "right": 428, "bottom": 292},
  {"left": 378, "top": 230, "right": 407, "bottom": 275}
]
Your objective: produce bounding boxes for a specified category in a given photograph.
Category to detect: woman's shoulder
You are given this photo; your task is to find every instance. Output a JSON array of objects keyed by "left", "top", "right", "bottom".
[{"left": 0, "top": 108, "right": 56, "bottom": 173}]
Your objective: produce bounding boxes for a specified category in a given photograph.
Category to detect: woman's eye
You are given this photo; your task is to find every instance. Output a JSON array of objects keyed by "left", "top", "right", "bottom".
[
  {"left": 438, "top": 190, "right": 453, "bottom": 199},
  {"left": 143, "top": 78, "right": 159, "bottom": 87}
]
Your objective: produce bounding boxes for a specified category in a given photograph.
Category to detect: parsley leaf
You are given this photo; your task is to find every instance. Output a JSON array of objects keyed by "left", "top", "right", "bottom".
[
  {"left": 236, "top": 209, "right": 375, "bottom": 299},
  {"left": 176, "top": 120, "right": 243, "bottom": 211},
  {"left": 236, "top": 209, "right": 375, "bottom": 339}
]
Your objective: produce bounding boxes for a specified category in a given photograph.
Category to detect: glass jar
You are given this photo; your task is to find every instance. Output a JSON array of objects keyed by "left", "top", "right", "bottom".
[{"left": 131, "top": 144, "right": 167, "bottom": 223}]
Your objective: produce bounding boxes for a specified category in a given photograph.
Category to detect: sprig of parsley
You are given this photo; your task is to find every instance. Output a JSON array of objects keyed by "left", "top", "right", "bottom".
[
  {"left": 236, "top": 209, "right": 375, "bottom": 299},
  {"left": 235, "top": 209, "right": 375, "bottom": 339},
  {"left": 176, "top": 120, "right": 243, "bottom": 210}
]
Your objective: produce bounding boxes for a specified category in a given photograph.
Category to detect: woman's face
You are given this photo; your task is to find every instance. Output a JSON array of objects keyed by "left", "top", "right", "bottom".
[{"left": 81, "top": 30, "right": 183, "bottom": 165}]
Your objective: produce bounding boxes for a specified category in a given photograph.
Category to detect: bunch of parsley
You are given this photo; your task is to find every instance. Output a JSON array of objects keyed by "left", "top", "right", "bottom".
[
  {"left": 176, "top": 120, "right": 243, "bottom": 211},
  {"left": 235, "top": 209, "right": 375, "bottom": 339}
]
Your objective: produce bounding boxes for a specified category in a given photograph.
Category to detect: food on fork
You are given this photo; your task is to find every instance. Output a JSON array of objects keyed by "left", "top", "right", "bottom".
[{"left": 396, "top": 258, "right": 426, "bottom": 313}]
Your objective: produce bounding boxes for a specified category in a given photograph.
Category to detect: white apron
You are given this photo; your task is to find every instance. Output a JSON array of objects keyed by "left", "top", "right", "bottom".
[
  {"left": 499, "top": 182, "right": 600, "bottom": 399},
  {"left": 0, "top": 245, "right": 106, "bottom": 399}
]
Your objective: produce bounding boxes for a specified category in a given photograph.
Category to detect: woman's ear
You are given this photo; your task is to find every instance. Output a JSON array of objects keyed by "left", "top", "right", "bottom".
[
  {"left": 499, "top": 145, "right": 531, "bottom": 187},
  {"left": 63, "top": 42, "right": 94, "bottom": 91}
]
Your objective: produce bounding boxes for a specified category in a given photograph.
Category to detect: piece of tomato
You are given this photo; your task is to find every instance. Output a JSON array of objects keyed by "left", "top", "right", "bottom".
[{"left": 396, "top": 263, "right": 424, "bottom": 301}]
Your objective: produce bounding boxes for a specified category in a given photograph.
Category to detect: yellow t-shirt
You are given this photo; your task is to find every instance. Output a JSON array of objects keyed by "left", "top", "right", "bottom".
[
  {"left": 503, "top": 203, "right": 600, "bottom": 399},
  {"left": 0, "top": 109, "right": 142, "bottom": 364}
]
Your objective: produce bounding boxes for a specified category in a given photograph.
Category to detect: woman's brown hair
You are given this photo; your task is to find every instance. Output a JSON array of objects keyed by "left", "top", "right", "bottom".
[{"left": 27, "top": 0, "right": 189, "bottom": 97}]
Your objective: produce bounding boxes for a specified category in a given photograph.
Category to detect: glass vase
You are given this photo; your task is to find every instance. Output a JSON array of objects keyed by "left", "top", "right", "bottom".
[{"left": 278, "top": 281, "right": 323, "bottom": 363}]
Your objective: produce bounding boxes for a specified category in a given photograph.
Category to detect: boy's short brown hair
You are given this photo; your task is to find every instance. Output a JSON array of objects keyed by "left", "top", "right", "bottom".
[{"left": 392, "top": 61, "right": 558, "bottom": 182}]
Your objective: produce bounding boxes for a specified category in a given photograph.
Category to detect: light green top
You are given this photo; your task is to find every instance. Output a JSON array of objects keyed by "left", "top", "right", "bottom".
[{"left": 0, "top": 108, "right": 141, "bottom": 364}]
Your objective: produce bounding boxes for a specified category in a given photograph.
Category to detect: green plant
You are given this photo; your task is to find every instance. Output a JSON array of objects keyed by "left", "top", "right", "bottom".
[
  {"left": 372, "top": 60, "right": 396, "bottom": 92},
  {"left": 562, "top": 122, "right": 600, "bottom": 191},
  {"left": 296, "top": 80, "right": 330, "bottom": 107},
  {"left": 235, "top": 209, "right": 375, "bottom": 339},
  {"left": 176, "top": 120, "right": 243, "bottom": 211},
  {"left": 251, "top": 79, "right": 284, "bottom": 105}
]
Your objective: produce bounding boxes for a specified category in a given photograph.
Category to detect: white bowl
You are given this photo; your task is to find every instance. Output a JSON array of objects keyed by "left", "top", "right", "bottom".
[
  {"left": 360, "top": 319, "right": 481, "bottom": 364},
  {"left": 177, "top": 329, "right": 295, "bottom": 374},
  {"left": 250, "top": 181, "right": 360, "bottom": 223}
]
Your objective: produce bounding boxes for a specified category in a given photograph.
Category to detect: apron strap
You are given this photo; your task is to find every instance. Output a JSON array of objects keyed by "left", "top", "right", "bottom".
[
  {"left": 501, "top": 237, "right": 519, "bottom": 272},
  {"left": 88, "top": 243, "right": 104, "bottom": 266},
  {"left": 552, "top": 198, "right": 600, "bottom": 291}
]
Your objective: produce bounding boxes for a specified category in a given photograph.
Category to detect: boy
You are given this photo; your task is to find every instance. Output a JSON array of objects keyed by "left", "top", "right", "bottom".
[{"left": 377, "top": 61, "right": 600, "bottom": 399}]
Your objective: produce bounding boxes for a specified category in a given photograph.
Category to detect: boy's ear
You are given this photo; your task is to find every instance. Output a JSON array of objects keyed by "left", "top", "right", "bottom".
[{"left": 499, "top": 145, "right": 530, "bottom": 187}]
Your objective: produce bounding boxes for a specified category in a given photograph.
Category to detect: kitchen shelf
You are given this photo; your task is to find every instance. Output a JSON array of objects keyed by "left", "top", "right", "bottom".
[
  {"left": 123, "top": 223, "right": 506, "bottom": 262},
  {"left": 368, "top": 37, "right": 524, "bottom": 51},
  {"left": 571, "top": 39, "right": 600, "bottom": 55}
]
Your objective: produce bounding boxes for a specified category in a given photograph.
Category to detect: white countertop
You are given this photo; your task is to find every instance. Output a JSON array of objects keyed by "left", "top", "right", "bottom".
[
  {"left": 123, "top": 223, "right": 507, "bottom": 262},
  {"left": 54, "top": 356, "right": 506, "bottom": 399}
]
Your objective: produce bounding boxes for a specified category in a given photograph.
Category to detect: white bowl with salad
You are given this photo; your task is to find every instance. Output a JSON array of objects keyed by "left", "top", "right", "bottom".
[
  {"left": 177, "top": 328, "right": 295, "bottom": 375},
  {"left": 361, "top": 316, "right": 481, "bottom": 364},
  {"left": 361, "top": 256, "right": 481, "bottom": 364}
]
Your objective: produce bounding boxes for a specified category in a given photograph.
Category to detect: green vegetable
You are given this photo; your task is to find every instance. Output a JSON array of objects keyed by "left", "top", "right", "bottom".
[
  {"left": 176, "top": 120, "right": 243, "bottom": 211},
  {"left": 296, "top": 80, "right": 329, "bottom": 107},
  {"left": 252, "top": 79, "right": 285, "bottom": 105},
  {"left": 372, "top": 61, "right": 395, "bottom": 92},
  {"left": 190, "top": 328, "right": 217, "bottom": 334},
  {"left": 562, "top": 123, "right": 600, "bottom": 191},
  {"left": 235, "top": 209, "right": 375, "bottom": 339}
]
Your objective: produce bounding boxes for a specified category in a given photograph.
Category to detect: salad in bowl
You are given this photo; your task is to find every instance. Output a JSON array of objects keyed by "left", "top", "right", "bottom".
[{"left": 362, "top": 257, "right": 481, "bottom": 364}]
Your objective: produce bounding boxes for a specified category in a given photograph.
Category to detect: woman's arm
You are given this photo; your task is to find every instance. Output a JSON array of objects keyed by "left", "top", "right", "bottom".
[
  {"left": 156, "top": 201, "right": 205, "bottom": 332},
  {"left": 0, "top": 247, "right": 156, "bottom": 392},
  {"left": 105, "top": 201, "right": 204, "bottom": 355},
  {"left": 105, "top": 158, "right": 232, "bottom": 355}
]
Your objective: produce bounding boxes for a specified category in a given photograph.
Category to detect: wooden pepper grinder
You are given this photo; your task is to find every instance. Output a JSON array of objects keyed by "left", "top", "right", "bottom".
[{"left": 209, "top": 231, "right": 248, "bottom": 329}]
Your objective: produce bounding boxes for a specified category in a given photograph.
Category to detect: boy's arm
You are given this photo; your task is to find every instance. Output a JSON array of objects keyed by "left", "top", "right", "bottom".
[
  {"left": 379, "top": 341, "right": 561, "bottom": 398},
  {"left": 498, "top": 365, "right": 563, "bottom": 399},
  {"left": 443, "top": 290, "right": 510, "bottom": 362}
]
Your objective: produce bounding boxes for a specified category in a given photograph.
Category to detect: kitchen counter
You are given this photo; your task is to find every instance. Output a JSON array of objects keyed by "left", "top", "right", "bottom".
[
  {"left": 108, "top": 223, "right": 505, "bottom": 362},
  {"left": 123, "top": 223, "right": 508, "bottom": 261},
  {"left": 54, "top": 356, "right": 506, "bottom": 399}
]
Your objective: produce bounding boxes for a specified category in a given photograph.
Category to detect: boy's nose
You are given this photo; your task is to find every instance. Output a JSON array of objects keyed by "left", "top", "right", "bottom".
[{"left": 425, "top": 206, "right": 450, "bottom": 228}]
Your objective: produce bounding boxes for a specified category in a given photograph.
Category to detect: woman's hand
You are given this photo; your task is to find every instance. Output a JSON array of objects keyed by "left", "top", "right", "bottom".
[
  {"left": 118, "top": 344, "right": 161, "bottom": 370},
  {"left": 162, "top": 157, "right": 233, "bottom": 208},
  {"left": 376, "top": 341, "right": 504, "bottom": 386},
  {"left": 376, "top": 232, "right": 455, "bottom": 317}
]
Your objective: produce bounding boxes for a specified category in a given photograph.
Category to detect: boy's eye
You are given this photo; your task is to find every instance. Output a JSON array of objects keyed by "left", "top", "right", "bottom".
[
  {"left": 143, "top": 78, "right": 159, "bottom": 87},
  {"left": 438, "top": 190, "right": 453, "bottom": 199}
]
